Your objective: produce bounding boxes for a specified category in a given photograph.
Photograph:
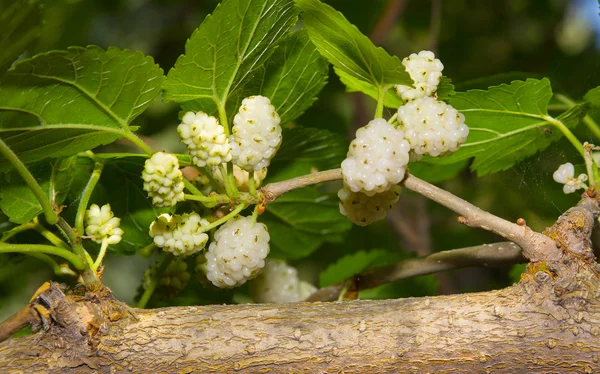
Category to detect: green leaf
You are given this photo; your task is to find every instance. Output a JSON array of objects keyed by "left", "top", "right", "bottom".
[
  {"left": 263, "top": 187, "right": 351, "bottom": 259},
  {"left": 335, "top": 68, "right": 402, "bottom": 109},
  {"left": 242, "top": 29, "right": 329, "bottom": 124},
  {"left": 92, "top": 157, "right": 173, "bottom": 255},
  {"left": 0, "top": 158, "right": 76, "bottom": 224},
  {"left": 163, "top": 0, "right": 299, "bottom": 115},
  {"left": 0, "top": 46, "right": 164, "bottom": 170},
  {"left": 0, "top": 0, "right": 43, "bottom": 73},
  {"left": 429, "top": 78, "right": 582, "bottom": 175},
  {"left": 585, "top": 86, "right": 600, "bottom": 107},
  {"left": 295, "top": 0, "right": 411, "bottom": 98},
  {"left": 319, "top": 249, "right": 394, "bottom": 287},
  {"left": 437, "top": 76, "right": 456, "bottom": 102}
]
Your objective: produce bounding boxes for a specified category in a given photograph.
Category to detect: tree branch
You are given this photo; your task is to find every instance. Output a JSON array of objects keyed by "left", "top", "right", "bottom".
[
  {"left": 306, "top": 242, "right": 524, "bottom": 302},
  {"left": 261, "top": 169, "right": 343, "bottom": 203},
  {"left": 260, "top": 168, "right": 558, "bottom": 261},
  {"left": 402, "top": 173, "right": 560, "bottom": 262}
]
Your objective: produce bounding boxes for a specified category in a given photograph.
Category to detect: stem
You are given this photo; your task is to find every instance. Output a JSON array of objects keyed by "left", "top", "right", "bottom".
[
  {"left": 32, "top": 221, "right": 70, "bottom": 250},
  {"left": 56, "top": 216, "right": 78, "bottom": 246},
  {"left": 216, "top": 101, "right": 231, "bottom": 136},
  {"left": 554, "top": 93, "right": 600, "bottom": 140},
  {"left": 583, "top": 142, "right": 597, "bottom": 187},
  {"left": 0, "top": 138, "right": 57, "bottom": 224},
  {"left": 306, "top": 242, "right": 524, "bottom": 302},
  {"left": 544, "top": 116, "right": 585, "bottom": 158},
  {"left": 0, "top": 243, "right": 86, "bottom": 270},
  {"left": 75, "top": 161, "right": 105, "bottom": 235},
  {"left": 138, "top": 254, "right": 170, "bottom": 309},
  {"left": 226, "top": 163, "right": 240, "bottom": 197},
  {"left": 388, "top": 112, "right": 398, "bottom": 126},
  {"left": 249, "top": 174, "right": 257, "bottom": 197},
  {"left": 183, "top": 178, "right": 230, "bottom": 205},
  {"left": 251, "top": 204, "right": 260, "bottom": 224},
  {"left": 204, "top": 204, "right": 247, "bottom": 231},
  {"left": 0, "top": 221, "right": 36, "bottom": 242},
  {"left": 122, "top": 130, "right": 154, "bottom": 155},
  {"left": 375, "top": 85, "right": 386, "bottom": 119},
  {"left": 261, "top": 169, "right": 343, "bottom": 204},
  {"left": 27, "top": 253, "right": 77, "bottom": 277},
  {"left": 220, "top": 164, "right": 234, "bottom": 196},
  {"left": 93, "top": 238, "right": 109, "bottom": 271}
]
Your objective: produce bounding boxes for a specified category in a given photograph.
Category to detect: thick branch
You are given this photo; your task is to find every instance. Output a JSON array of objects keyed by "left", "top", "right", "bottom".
[
  {"left": 2, "top": 274, "right": 600, "bottom": 372},
  {"left": 307, "top": 242, "right": 524, "bottom": 302}
]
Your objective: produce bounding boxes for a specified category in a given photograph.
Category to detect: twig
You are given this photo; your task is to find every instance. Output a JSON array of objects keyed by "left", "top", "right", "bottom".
[
  {"left": 261, "top": 168, "right": 558, "bottom": 261},
  {"left": 0, "top": 305, "right": 36, "bottom": 342},
  {"left": 402, "top": 173, "right": 560, "bottom": 262},
  {"left": 261, "top": 169, "right": 343, "bottom": 203},
  {"left": 306, "top": 242, "right": 524, "bottom": 302}
]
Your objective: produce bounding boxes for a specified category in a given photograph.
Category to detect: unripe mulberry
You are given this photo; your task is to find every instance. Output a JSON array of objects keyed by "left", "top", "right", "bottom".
[
  {"left": 338, "top": 185, "right": 401, "bottom": 226},
  {"left": 149, "top": 213, "right": 209, "bottom": 256},
  {"left": 230, "top": 96, "right": 282, "bottom": 171},
  {"left": 395, "top": 50, "right": 444, "bottom": 102},
  {"left": 204, "top": 216, "right": 270, "bottom": 288},
  {"left": 397, "top": 97, "right": 469, "bottom": 158},
  {"left": 178, "top": 111, "right": 232, "bottom": 167},
  {"left": 142, "top": 152, "right": 185, "bottom": 207},
  {"left": 341, "top": 118, "right": 410, "bottom": 196},
  {"left": 250, "top": 260, "right": 317, "bottom": 303},
  {"left": 85, "top": 204, "right": 124, "bottom": 244}
]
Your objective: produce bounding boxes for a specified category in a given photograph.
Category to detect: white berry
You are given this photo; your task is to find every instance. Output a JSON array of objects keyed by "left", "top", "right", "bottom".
[
  {"left": 341, "top": 118, "right": 410, "bottom": 196},
  {"left": 553, "top": 162, "right": 588, "bottom": 194},
  {"left": 205, "top": 216, "right": 270, "bottom": 288},
  {"left": 142, "top": 152, "right": 185, "bottom": 207},
  {"left": 250, "top": 260, "right": 317, "bottom": 303},
  {"left": 395, "top": 50, "right": 444, "bottom": 102},
  {"left": 397, "top": 97, "right": 469, "bottom": 158},
  {"left": 338, "top": 185, "right": 401, "bottom": 226},
  {"left": 85, "top": 204, "right": 124, "bottom": 244},
  {"left": 149, "top": 213, "right": 209, "bottom": 256},
  {"left": 178, "top": 111, "right": 232, "bottom": 167},
  {"left": 230, "top": 96, "right": 282, "bottom": 171}
]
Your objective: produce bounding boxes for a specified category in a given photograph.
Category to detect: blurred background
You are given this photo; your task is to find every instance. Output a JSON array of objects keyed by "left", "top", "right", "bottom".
[{"left": 1, "top": 0, "right": 599, "bottom": 319}]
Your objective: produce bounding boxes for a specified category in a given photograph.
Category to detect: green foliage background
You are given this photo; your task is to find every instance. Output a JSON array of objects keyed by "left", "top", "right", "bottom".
[{"left": 0, "top": 0, "right": 599, "bottom": 318}]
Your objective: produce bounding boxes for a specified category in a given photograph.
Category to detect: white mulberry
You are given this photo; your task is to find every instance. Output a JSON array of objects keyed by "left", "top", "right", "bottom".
[
  {"left": 341, "top": 118, "right": 410, "bottom": 196},
  {"left": 395, "top": 50, "right": 444, "bottom": 102},
  {"left": 178, "top": 111, "right": 232, "bottom": 167},
  {"left": 143, "top": 258, "right": 191, "bottom": 295},
  {"left": 142, "top": 152, "right": 185, "bottom": 207},
  {"left": 230, "top": 96, "right": 282, "bottom": 171},
  {"left": 149, "top": 213, "right": 209, "bottom": 256},
  {"left": 250, "top": 260, "right": 317, "bottom": 303},
  {"left": 85, "top": 204, "right": 124, "bottom": 244},
  {"left": 338, "top": 185, "right": 401, "bottom": 226},
  {"left": 553, "top": 162, "right": 588, "bottom": 194},
  {"left": 397, "top": 97, "right": 469, "bottom": 158},
  {"left": 205, "top": 216, "right": 270, "bottom": 288}
]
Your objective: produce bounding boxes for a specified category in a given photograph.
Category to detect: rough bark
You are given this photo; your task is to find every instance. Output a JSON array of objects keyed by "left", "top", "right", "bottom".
[{"left": 1, "top": 196, "right": 600, "bottom": 372}]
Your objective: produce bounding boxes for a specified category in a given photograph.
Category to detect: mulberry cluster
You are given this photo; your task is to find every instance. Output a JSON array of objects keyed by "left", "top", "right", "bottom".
[
  {"left": 143, "top": 258, "right": 191, "bottom": 295},
  {"left": 230, "top": 95, "right": 282, "bottom": 171},
  {"left": 204, "top": 216, "right": 270, "bottom": 288},
  {"left": 250, "top": 260, "right": 317, "bottom": 303},
  {"left": 149, "top": 213, "right": 209, "bottom": 256},
  {"left": 178, "top": 111, "right": 232, "bottom": 167},
  {"left": 397, "top": 97, "right": 469, "bottom": 158},
  {"left": 553, "top": 163, "right": 588, "bottom": 194},
  {"left": 85, "top": 204, "right": 124, "bottom": 244},
  {"left": 341, "top": 118, "right": 410, "bottom": 195},
  {"left": 338, "top": 185, "right": 401, "bottom": 226},
  {"left": 395, "top": 50, "right": 444, "bottom": 103},
  {"left": 142, "top": 152, "right": 185, "bottom": 207}
]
